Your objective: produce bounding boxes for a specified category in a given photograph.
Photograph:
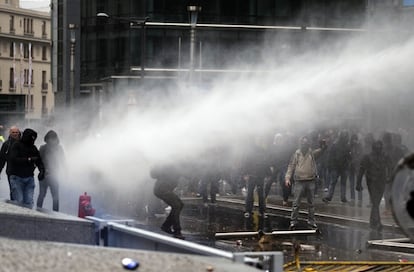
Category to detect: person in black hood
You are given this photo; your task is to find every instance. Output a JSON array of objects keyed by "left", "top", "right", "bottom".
[
  {"left": 37, "top": 130, "right": 66, "bottom": 211},
  {"left": 8, "top": 128, "right": 45, "bottom": 208}
]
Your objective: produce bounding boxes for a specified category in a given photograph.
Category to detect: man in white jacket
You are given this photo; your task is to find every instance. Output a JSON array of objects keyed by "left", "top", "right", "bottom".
[{"left": 285, "top": 135, "right": 326, "bottom": 230}]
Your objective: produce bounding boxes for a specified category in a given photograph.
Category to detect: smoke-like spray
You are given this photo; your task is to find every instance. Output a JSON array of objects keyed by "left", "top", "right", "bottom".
[{"left": 54, "top": 22, "right": 414, "bottom": 216}]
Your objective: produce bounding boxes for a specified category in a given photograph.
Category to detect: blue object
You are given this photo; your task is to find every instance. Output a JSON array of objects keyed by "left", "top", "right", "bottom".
[
  {"left": 121, "top": 258, "right": 139, "bottom": 270},
  {"left": 403, "top": 0, "right": 414, "bottom": 6}
]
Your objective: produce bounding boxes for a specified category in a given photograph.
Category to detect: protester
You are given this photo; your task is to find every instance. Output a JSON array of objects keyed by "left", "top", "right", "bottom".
[
  {"left": 356, "top": 140, "right": 392, "bottom": 231},
  {"left": 0, "top": 126, "right": 21, "bottom": 200},
  {"left": 323, "top": 130, "right": 351, "bottom": 203},
  {"left": 8, "top": 128, "right": 45, "bottom": 208},
  {"left": 151, "top": 163, "right": 185, "bottom": 239},
  {"left": 242, "top": 136, "right": 272, "bottom": 218},
  {"left": 285, "top": 135, "right": 326, "bottom": 230},
  {"left": 37, "top": 130, "right": 66, "bottom": 211}
]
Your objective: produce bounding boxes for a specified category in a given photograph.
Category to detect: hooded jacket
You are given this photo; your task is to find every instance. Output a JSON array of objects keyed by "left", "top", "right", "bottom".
[
  {"left": 8, "top": 128, "right": 45, "bottom": 178},
  {"left": 39, "top": 130, "right": 65, "bottom": 176}
]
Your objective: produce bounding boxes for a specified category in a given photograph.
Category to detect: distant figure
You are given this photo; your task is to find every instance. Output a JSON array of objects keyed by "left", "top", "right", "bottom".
[
  {"left": 323, "top": 130, "right": 351, "bottom": 203},
  {"left": 8, "top": 128, "right": 45, "bottom": 208},
  {"left": 0, "top": 126, "right": 21, "bottom": 200},
  {"left": 285, "top": 136, "right": 326, "bottom": 230},
  {"left": 37, "top": 130, "right": 66, "bottom": 211},
  {"left": 151, "top": 163, "right": 185, "bottom": 239},
  {"left": 356, "top": 140, "right": 392, "bottom": 231},
  {"left": 242, "top": 136, "right": 272, "bottom": 218},
  {"left": 199, "top": 146, "right": 222, "bottom": 206}
]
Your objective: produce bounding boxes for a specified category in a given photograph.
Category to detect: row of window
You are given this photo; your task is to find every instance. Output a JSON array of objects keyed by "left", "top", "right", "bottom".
[
  {"left": 8, "top": 15, "right": 48, "bottom": 37},
  {"left": 6, "top": 42, "right": 48, "bottom": 61},
  {"left": 5, "top": 68, "right": 48, "bottom": 89}
]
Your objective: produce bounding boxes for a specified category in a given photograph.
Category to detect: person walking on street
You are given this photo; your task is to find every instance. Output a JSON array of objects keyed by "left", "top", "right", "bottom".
[
  {"left": 356, "top": 140, "right": 392, "bottom": 232},
  {"left": 8, "top": 128, "right": 45, "bottom": 208},
  {"left": 0, "top": 126, "right": 21, "bottom": 200},
  {"left": 323, "top": 130, "right": 351, "bottom": 203},
  {"left": 37, "top": 130, "right": 66, "bottom": 211},
  {"left": 285, "top": 136, "right": 326, "bottom": 230}
]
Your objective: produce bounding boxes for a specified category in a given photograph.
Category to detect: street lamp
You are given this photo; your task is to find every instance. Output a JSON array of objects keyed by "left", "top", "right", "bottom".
[
  {"left": 68, "top": 23, "right": 77, "bottom": 108},
  {"left": 96, "top": 12, "right": 149, "bottom": 79},
  {"left": 187, "top": 5, "right": 202, "bottom": 83}
]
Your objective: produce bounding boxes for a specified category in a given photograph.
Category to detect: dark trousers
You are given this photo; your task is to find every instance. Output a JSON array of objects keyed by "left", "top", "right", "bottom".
[
  {"left": 154, "top": 180, "right": 184, "bottom": 232},
  {"left": 245, "top": 175, "right": 265, "bottom": 214},
  {"left": 200, "top": 175, "right": 219, "bottom": 203},
  {"left": 37, "top": 175, "right": 59, "bottom": 211}
]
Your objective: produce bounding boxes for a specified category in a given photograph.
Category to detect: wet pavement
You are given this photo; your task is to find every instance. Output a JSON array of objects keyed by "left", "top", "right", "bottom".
[{"left": 136, "top": 189, "right": 414, "bottom": 265}]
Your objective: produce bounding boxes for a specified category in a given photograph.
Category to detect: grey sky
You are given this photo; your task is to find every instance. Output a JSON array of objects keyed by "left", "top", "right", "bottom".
[{"left": 20, "top": 0, "right": 50, "bottom": 12}]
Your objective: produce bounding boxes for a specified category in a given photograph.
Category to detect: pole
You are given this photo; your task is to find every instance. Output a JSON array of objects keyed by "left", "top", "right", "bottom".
[
  {"left": 187, "top": 6, "right": 201, "bottom": 84},
  {"left": 140, "top": 21, "right": 146, "bottom": 79},
  {"left": 69, "top": 24, "right": 77, "bottom": 108}
]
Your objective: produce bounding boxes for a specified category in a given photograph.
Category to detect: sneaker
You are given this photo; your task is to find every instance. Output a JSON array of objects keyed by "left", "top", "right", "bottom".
[
  {"left": 282, "top": 201, "right": 288, "bottom": 206},
  {"left": 308, "top": 222, "right": 318, "bottom": 229},
  {"left": 323, "top": 188, "right": 328, "bottom": 192},
  {"left": 289, "top": 224, "right": 296, "bottom": 231},
  {"left": 244, "top": 212, "right": 251, "bottom": 218},
  {"left": 161, "top": 225, "right": 174, "bottom": 234}
]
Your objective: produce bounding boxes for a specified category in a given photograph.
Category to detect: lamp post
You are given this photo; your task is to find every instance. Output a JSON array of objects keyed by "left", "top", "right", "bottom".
[
  {"left": 187, "top": 6, "right": 202, "bottom": 84},
  {"left": 68, "top": 23, "right": 77, "bottom": 108},
  {"left": 96, "top": 12, "right": 149, "bottom": 79}
]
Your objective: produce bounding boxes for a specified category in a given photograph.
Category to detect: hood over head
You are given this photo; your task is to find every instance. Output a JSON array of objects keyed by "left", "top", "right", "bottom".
[
  {"left": 44, "top": 130, "right": 59, "bottom": 145},
  {"left": 21, "top": 128, "right": 37, "bottom": 145}
]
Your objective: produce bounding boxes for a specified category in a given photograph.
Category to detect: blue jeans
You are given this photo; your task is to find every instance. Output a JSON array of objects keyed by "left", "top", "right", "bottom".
[{"left": 10, "top": 175, "right": 35, "bottom": 208}]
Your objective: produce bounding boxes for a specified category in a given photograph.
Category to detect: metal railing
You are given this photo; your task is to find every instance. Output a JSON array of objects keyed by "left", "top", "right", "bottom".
[{"left": 86, "top": 216, "right": 283, "bottom": 272}]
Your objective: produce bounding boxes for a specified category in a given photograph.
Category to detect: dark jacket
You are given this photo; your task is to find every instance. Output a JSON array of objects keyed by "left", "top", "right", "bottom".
[
  {"left": 39, "top": 130, "right": 65, "bottom": 177},
  {"left": 0, "top": 136, "right": 19, "bottom": 175},
  {"left": 8, "top": 129, "right": 45, "bottom": 178}
]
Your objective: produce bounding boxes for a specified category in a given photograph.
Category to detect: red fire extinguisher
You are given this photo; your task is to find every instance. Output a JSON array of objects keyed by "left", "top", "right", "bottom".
[{"left": 78, "top": 192, "right": 96, "bottom": 218}]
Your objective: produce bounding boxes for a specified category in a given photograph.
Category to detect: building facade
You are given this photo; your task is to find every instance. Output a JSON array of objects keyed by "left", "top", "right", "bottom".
[
  {"left": 53, "top": 0, "right": 414, "bottom": 128},
  {"left": 0, "top": 0, "right": 52, "bottom": 126}
]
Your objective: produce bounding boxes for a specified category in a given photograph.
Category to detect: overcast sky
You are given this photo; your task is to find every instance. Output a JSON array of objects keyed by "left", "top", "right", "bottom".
[{"left": 20, "top": 0, "right": 50, "bottom": 12}]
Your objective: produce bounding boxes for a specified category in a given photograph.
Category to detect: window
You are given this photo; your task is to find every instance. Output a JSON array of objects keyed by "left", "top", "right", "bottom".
[
  {"left": 23, "top": 18, "right": 33, "bottom": 35},
  {"left": 9, "top": 68, "right": 15, "bottom": 89},
  {"left": 9, "top": 42, "right": 14, "bottom": 57},
  {"left": 42, "top": 71, "right": 48, "bottom": 90},
  {"left": 9, "top": 16, "right": 15, "bottom": 33},
  {"left": 42, "top": 95, "right": 47, "bottom": 115},
  {"left": 42, "top": 46, "right": 47, "bottom": 60},
  {"left": 42, "top": 21, "right": 47, "bottom": 37},
  {"left": 23, "top": 69, "right": 33, "bottom": 85}
]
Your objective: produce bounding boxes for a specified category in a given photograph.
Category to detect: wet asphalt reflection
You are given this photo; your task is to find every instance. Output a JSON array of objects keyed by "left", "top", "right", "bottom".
[{"left": 141, "top": 202, "right": 413, "bottom": 264}]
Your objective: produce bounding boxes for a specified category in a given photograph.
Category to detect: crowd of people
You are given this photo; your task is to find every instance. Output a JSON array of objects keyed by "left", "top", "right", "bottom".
[
  {"left": 0, "top": 125, "right": 65, "bottom": 211},
  {"left": 149, "top": 127, "right": 412, "bottom": 238}
]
